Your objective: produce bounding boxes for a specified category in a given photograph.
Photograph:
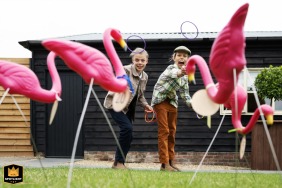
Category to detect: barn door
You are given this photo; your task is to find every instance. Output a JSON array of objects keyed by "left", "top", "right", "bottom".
[{"left": 46, "top": 71, "right": 84, "bottom": 158}]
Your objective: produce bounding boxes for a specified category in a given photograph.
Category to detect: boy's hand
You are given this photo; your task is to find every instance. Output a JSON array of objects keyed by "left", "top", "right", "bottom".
[
  {"left": 181, "top": 66, "right": 186, "bottom": 75},
  {"left": 178, "top": 66, "right": 186, "bottom": 77}
]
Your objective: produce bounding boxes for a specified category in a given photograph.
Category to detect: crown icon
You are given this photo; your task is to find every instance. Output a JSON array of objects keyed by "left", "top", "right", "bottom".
[{"left": 8, "top": 166, "right": 19, "bottom": 177}]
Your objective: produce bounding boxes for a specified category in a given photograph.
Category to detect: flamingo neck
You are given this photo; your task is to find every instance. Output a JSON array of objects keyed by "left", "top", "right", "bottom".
[
  {"left": 47, "top": 52, "right": 62, "bottom": 96},
  {"left": 30, "top": 52, "right": 61, "bottom": 103},
  {"left": 188, "top": 55, "right": 214, "bottom": 86},
  {"left": 188, "top": 55, "right": 228, "bottom": 103},
  {"left": 103, "top": 28, "right": 126, "bottom": 77},
  {"left": 232, "top": 107, "right": 261, "bottom": 135}
]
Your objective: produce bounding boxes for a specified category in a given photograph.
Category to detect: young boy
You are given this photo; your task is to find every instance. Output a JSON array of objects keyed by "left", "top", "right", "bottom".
[
  {"left": 104, "top": 47, "right": 153, "bottom": 169},
  {"left": 151, "top": 46, "right": 192, "bottom": 172}
]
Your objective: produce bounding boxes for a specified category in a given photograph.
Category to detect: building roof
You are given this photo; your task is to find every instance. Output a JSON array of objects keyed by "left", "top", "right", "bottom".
[
  {"left": 19, "top": 31, "right": 282, "bottom": 50},
  {"left": 56, "top": 31, "right": 282, "bottom": 41}
]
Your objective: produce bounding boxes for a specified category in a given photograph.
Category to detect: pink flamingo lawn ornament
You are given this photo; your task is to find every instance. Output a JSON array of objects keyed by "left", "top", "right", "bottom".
[
  {"left": 185, "top": 3, "right": 275, "bottom": 158},
  {"left": 187, "top": 3, "right": 248, "bottom": 104},
  {"left": 42, "top": 28, "right": 128, "bottom": 93},
  {"left": 42, "top": 28, "right": 133, "bottom": 188},
  {"left": 186, "top": 3, "right": 249, "bottom": 128},
  {"left": 186, "top": 2, "right": 274, "bottom": 155},
  {"left": 0, "top": 52, "right": 62, "bottom": 124},
  {"left": 188, "top": 3, "right": 277, "bottom": 184}
]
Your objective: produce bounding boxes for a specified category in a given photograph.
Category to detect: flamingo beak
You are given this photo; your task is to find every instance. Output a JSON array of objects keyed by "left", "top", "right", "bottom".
[
  {"left": 266, "top": 114, "right": 274, "bottom": 125},
  {"left": 49, "top": 94, "right": 62, "bottom": 125},
  {"left": 188, "top": 73, "right": 196, "bottom": 85},
  {"left": 240, "top": 135, "right": 246, "bottom": 159},
  {"left": 118, "top": 39, "right": 127, "bottom": 52},
  {"left": 56, "top": 94, "right": 62, "bottom": 101}
]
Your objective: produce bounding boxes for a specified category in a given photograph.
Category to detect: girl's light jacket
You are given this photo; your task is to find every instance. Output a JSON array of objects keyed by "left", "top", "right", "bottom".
[{"left": 103, "top": 64, "right": 149, "bottom": 113}]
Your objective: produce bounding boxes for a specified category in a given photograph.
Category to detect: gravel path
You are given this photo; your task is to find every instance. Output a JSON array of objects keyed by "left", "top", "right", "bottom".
[
  {"left": 74, "top": 160, "right": 250, "bottom": 171},
  {"left": 0, "top": 157, "right": 251, "bottom": 171}
]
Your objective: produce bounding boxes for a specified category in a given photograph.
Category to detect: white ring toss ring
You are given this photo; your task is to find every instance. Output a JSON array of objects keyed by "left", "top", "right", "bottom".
[
  {"left": 112, "top": 88, "right": 131, "bottom": 112},
  {"left": 191, "top": 89, "right": 220, "bottom": 116}
]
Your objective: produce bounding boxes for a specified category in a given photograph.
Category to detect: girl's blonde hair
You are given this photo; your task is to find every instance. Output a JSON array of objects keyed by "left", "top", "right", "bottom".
[{"left": 129, "top": 47, "right": 149, "bottom": 59}]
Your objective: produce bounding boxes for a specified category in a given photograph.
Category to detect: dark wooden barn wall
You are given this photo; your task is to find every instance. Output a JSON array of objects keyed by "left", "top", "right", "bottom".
[
  {"left": 30, "top": 51, "right": 76, "bottom": 153},
  {"left": 29, "top": 37, "right": 282, "bottom": 155},
  {"left": 85, "top": 40, "right": 241, "bottom": 153}
]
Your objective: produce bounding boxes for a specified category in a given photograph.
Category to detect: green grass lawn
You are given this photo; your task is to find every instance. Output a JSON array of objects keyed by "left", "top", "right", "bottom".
[{"left": 1, "top": 167, "right": 281, "bottom": 188}]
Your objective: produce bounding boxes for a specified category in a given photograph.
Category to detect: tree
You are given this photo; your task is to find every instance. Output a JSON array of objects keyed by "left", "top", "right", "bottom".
[{"left": 254, "top": 65, "right": 282, "bottom": 104}]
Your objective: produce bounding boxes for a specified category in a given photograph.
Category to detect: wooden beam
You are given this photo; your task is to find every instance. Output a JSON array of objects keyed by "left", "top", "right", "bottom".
[{"left": 0, "top": 139, "right": 31, "bottom": 145}]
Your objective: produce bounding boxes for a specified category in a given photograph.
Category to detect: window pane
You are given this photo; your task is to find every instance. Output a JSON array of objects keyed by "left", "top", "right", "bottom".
[
  {"left": 264, "top": 98, "right": 272, "bottom": 105},
  {"left": 246, "top": 71, "right": 259, "bottom": 91},
  {"left": 247, "top": 93, "right": 266, "bottom": 112},
  {"left": 275, "top": 100, "right": 282, "bottom": 111},
  {"left": 238, "top": 71, "right": 244, "bottom": 86}
]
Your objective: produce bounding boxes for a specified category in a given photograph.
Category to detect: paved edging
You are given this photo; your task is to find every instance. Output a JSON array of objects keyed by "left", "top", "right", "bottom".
[{"left": 0, "top": 157, "right": 280, "bottom": 174}]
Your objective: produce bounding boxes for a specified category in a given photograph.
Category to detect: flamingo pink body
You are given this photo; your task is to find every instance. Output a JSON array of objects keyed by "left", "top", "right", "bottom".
[
  {"left": 0, "top": 54, "right": 61, "bottom": 103},
  {"left": 42, "top": 28, "right": 128, "bottom": 93},
  {"left": 186, "top": 3, "right": 248, "bottom": 104}
]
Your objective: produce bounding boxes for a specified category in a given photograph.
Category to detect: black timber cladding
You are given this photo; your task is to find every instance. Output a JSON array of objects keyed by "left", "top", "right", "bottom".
[{"left": 19, "top": 31, "right": 282, "bottom": 155}]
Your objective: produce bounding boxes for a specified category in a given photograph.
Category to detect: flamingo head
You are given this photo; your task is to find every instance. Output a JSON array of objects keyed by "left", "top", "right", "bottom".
[
  {"left": 266, "top": 114, "right": 274, "bottom": 125},
  {"left": 260, "top": 104, "right": 274, "bottom": 125},
  {"left": 187, "top": 72, "right": 196, "bottom": 85},
  {"left": 50, "top": 88, "right": 62, "bottom": 101},
  {"left": 55, "top": 93, "right": 62, "bottom": 101},
  {"left": 109, "top": 28, "right": 128, "bottom": 52},
  {"left": 186, "top": 60, "right": 196, "bottom": 84}
]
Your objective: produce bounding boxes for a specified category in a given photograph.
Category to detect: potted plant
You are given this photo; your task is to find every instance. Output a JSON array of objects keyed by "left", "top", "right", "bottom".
[
  {"left": 251, "top": 65, "right": 282, "bottom": 170},
  {"left": 254, "top": 65, "right": 282, "bottom": 105}
]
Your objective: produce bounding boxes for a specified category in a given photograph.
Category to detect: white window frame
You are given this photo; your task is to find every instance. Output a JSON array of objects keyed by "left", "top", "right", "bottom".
[{"left": 220, "top": 67, "right": 282, "bottom": 115}]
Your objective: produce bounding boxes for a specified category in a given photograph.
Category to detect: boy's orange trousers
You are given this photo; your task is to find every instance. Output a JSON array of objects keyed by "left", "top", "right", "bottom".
[{"left": 153, "top": 100, "right": 177, "bottom": 164}]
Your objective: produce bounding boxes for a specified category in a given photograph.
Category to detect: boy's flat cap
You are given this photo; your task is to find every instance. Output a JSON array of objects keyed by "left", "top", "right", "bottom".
[{"left": 174, "top": 46, "right": 191, "bottom": 55}]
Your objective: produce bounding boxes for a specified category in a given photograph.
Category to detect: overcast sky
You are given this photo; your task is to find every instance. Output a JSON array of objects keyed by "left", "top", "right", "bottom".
[{"left": 1, "top": 0, "right": 281, "bottom": 57}]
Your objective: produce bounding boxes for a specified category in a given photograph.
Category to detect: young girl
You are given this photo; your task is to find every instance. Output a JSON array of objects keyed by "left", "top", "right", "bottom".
[
  {"left": 104, "top": 47, "right": 153, "bottom": 169},
  {"left": 151, "top": 46, "right": 192, "bottom": 171}
]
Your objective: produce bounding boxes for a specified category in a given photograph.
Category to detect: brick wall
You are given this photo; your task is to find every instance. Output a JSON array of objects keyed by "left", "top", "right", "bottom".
[{"left": 84, "top": 151, "right": 251, "bottom": 168}]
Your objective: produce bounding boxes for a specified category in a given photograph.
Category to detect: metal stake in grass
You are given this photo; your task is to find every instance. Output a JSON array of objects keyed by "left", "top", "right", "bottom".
[
  {"left": 67, "top": 78, "right": 136, "bottom": 188},
  {"left": 10, "top": 92, "right": 48, "bottom": 181},
  {"left": 189, "top": 113, "right": 226, "bottom": 185}
]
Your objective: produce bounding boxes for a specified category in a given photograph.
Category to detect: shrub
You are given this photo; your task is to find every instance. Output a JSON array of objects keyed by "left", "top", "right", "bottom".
[{"left": 254, "top": 65, "right": 282, "bottom": 103}]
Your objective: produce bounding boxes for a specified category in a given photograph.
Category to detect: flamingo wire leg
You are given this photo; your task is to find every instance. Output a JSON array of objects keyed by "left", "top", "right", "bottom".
[
  {"left": 232, "top": 69, "right": 246, "bottom": 159},
  {"left": 235, "top": 133, "right": 257, "bottom": 182},
  {"left": 10, "top": 95, "right": 48, "bottom": 181},
  {"left": 67, "top": 78, "right": 93, "bottom": 188},
  {"left": 91, "top": 88, "right": 126, "bottom": 164},
  {"left": 189, "top": 113, "right": 226, "bottom": 185},
  {"left": 0, "top": 88, "right": 10, "bottom": 105},
  {"left": 11, "top": 95, "right": 28, "bottom": 123},
  {"left": 91, "top": 87, "right": 136, "bottom": 187},
  {"left": 233, "top": 69, "right": 238, "bottom": 123}
]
